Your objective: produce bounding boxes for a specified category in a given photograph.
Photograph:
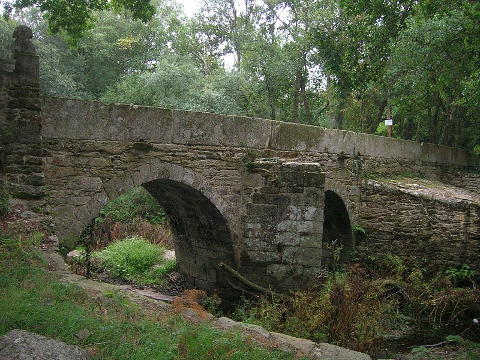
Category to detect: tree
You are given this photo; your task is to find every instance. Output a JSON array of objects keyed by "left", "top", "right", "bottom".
[
  {"left": 388, "top": 3, "right": 480, "bottom": 148},
  {"left": 2, "top": 0, "right": 156, "bottom": 42}
]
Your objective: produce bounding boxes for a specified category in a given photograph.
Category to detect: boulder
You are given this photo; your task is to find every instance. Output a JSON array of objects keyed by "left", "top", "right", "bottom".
[
  {"left": 311, "top": 343, "right": 372, "bottom": 360},
  {"left": 0, "top": 330, "right": 91, "bottom": 360}
]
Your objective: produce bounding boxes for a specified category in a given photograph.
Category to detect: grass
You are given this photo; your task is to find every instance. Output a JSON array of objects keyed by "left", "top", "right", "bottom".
[
  {"left": 0, "top": 233, "right": 295, "bottom": 360},
  {"left": 92, "top": 236, "right": 176, "bottom": 285}
]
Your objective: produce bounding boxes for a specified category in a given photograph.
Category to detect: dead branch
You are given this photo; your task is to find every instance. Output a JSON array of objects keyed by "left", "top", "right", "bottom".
[{"left": 218, "top": 262, "right": 279, "bottom": 298}]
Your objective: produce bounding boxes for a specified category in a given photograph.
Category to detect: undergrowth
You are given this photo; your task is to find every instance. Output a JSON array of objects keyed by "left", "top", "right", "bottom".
[
  {"left": 88, "top": 187, "right": 173, "bottom": 252},
  {"left": 230, "top": 255, "right": 480, "bottom": 356},
  {"left": 0, "top": 232, "right": 295, "bottom": 360},
  {"left": 92, "top": 236, "right": 176, "bottom": 285}
]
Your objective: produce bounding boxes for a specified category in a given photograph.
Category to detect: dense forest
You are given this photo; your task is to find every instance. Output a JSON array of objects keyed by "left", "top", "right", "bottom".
[{"left": 1, "top": 0, "right": 479, "bottom": 152}]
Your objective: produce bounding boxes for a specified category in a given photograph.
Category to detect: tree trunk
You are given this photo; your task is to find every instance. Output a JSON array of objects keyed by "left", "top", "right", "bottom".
[
  {"left": 292, "top": 69, "right": 301, "bottom": 123},
  {"left": 265, "top": 76, "right": 276, "bottom": 120},
  {"left": 300, "top": 70, "right": 312, "bottom": 123}
]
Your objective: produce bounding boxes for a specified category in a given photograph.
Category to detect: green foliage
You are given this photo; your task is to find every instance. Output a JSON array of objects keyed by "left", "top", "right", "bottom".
[
  {"left": 202, "top": 294, "right": 223, "bottom": 318},
  {"left": 0, "top": 233, "right": 295, "bottom": 360},
  {"left": 473, "top": 145, "right": 480, "bottom": 157},
  {"left": 411, "top": 346, "right": 430, "bottom": 358},
  {"left": 3, "top": 0, "right": 155, "bottom": 43},
  {"left": 446, "top": 335, "right": 464, "bottom": 345},
  {"left": 98, "top": 187, "right": 165, "bottom": 224},
  {"left": 92, "top": 236, "right": 174, "bottom": 285},
  {"left": 446, "top": 265, "right": 476, "bottom": 286},
  {"left": 101, "top": 57, "right": 243, "bottom": 115},
  {"left": 352, "top": 225, "right": 366, "bottom": 235},
  {"left": 374, "top": 122, "right": 387, "bottom": 137}
]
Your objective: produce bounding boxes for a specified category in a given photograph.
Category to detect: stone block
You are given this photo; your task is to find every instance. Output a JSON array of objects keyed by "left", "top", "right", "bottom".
[
  {"left": 312, "top": 343, "right": 372, "bottom": 360},
  {"left": 0, "top": 330, "right": 91, "bottom": 360},
  {"left": 299, "top": 235, "right": 322, "bottom": 248},
  {"left": 246, "top": 250, "right": 281, "bottom": 263},
  {"left": 246, "top": 203, "right": 278, "bottom": 217},
  {"left": 270, "top": 331, "right": 316, "bottom": 355},
  {"left": 275, "top": 232, "right": 300, "bottom": 246},
  {"left": 266, "top": 264, "right": 303, "bottom": 281},
  {"left": 282, "top": 246, "right": 322, "bottom": 266}
]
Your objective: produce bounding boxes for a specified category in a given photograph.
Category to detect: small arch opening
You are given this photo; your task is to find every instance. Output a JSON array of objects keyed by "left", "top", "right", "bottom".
[{"left": 322, "top": 190, "right": 353, "bottom": 268}]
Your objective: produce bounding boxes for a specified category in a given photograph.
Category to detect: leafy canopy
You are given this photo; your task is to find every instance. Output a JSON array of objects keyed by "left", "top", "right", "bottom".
[{"left": 2, "top": 0, "right": 155, "bottom": 42}]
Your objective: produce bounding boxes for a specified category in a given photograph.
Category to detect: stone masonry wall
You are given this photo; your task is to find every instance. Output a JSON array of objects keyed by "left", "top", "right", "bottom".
[
  {"left": 357, "top": 180, "right": 480, "bottom": 272},
  {"left": 241, "top": 160, "right": 325, "bottom": 291},
  {"left": 0, "top": 26, "right": 44, "bottom": 208}
]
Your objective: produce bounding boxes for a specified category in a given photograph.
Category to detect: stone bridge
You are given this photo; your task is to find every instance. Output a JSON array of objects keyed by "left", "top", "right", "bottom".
[{"left": 1, "top": 27, "right": 479, "bottom": 295}]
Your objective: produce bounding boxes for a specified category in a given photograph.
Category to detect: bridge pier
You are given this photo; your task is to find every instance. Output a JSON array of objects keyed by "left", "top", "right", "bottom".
[{"left": 239, "top": 160, "right": 326, "bottom": 291}]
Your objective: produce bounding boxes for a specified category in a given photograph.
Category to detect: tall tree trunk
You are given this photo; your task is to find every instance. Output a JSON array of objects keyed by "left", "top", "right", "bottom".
[
  {"left": 265, "top": 76, "right": 276, "bottom": 120},
  {"left": 300, "top": 70, "right": 312, "bottom": 123},
  {"left": 292, "top": 69, "right": 301, "bottom": 123}
]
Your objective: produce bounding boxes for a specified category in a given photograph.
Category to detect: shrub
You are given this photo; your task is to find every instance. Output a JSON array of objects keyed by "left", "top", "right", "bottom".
[
  {"left": 233, "top": 266, "right": 398, "bottom": 354},
  {"left": 92, "top": 237, "right": 175, "bottom": 285},
  {"left": 446, "top": 264, "right": 476, "bottom": 287},
  {"left": 375, "top": 122, "right": 387, "bottom": 136},
  {"left": 473, "top": 145, "right": 480, "bottom": 157},
  {"left": 98, "top": 187, "right": 166, "bottom": 224}
]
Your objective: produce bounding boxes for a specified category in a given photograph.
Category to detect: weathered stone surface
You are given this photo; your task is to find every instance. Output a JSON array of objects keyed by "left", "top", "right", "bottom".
[
  {"left": 0, "top": 330, "right": 91, "bottom": 360},
  {"left": 273, "top": 333, "right": 315, "bottom": 353},
  {"left": 213, "top": 317, "right": 372, "bottom": 360},
  {"left": 357, "top": 178, "right": 480, "bottom": 271},
  {"left": 311, "top": 343, "right": 372, "bottom": 360}
]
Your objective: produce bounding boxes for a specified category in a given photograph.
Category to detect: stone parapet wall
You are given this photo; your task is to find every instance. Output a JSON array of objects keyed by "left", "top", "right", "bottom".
[{"left": 42, "top": 97, "right": 479, "bottom": 169}]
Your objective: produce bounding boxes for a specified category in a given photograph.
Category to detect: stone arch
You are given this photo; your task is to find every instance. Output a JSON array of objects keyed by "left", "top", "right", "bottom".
[
  {"left": 142, "top": 179, "right": 235, "bottom": 293},
  {"left": 103, "top": 161, "right": 233, "bottom": 225},
  {"left": 73, "top": 161, "right": 237, "bottom": 294},
  {"left": 322, "top": 190, "right": 354, "bottom": 267}
]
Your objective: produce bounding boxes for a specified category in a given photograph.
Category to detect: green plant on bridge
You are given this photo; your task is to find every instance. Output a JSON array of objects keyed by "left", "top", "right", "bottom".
[
  {"left": 446, "top": 264, "right": 476, "bottom": 286},
  {"left": 352, "top": 225, "right": 366, "bottom": 235}
]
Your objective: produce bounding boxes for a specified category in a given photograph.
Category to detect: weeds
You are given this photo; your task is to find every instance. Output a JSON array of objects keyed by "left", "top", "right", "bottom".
[
  {"left": 232, "top": 266, "right": 398, "bottom": 354},
  {"left": 446, "top": 265, "right": 476, "bottom": 287},
  {"left": 231, "top": 255, "right": 480, "bottom": 356},
  {"left": 92, "top": 236, "right": 176, "bottom": 285}
]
